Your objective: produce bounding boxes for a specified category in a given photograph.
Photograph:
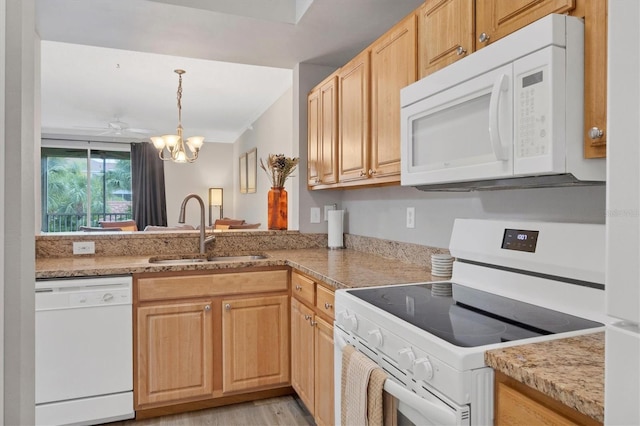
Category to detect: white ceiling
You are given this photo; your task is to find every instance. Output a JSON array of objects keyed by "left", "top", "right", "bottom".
[{"left": 36, "top": 0, "right": 424, "bottom": 143}]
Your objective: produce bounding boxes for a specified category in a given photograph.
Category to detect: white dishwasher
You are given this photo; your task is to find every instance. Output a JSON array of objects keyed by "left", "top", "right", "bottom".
[{"left": 35, "top": 276, "right": 134, "bottom": 426}]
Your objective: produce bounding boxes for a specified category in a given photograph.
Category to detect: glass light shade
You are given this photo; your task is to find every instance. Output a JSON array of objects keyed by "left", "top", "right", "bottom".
[
  {"left": 174, "top": 150, "right": 188, "bottom": 163},
  {"left": 150, "top": 136, "right": 166, "bottom": 150},
  {"left": 187, "top": 136, "right": 205, "bottom": 149},
  {"left": 163, "top": 134, "right": 180, "bottom": 148}
]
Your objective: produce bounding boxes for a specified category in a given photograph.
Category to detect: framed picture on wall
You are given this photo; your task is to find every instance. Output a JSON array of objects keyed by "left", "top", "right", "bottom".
[
  {"left": 239, "top": 152, "right": 248, "bottom": 194},
  {"left": 247, "top": 148, "right": 257, "bottom": 193}
]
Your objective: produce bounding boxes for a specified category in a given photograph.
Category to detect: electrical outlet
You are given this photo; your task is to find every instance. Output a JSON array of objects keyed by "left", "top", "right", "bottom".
[
  {"left": 73, "top": 241, "right": 95, "bottom": 255},
  {"left": 406, "top": 207, "right": 415, "bottom": 229},
  {"left": 310, "top": 207, "right": 321, "bottom": 223},
  {"left": 324, "top": 204, "right": 336, "bottom": 221}
]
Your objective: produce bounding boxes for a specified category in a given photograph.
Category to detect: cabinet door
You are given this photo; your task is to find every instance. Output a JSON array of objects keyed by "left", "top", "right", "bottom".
[
  {"left": 320, "top": 76, "right": 339, "bottom": 184},
  {"left": 221, "top": 294, "right": 289, "bottom": 393},
  {"left": 418, "top": 0, "right": 475, "bottom": 77},
  {"left": 370, "top": 12, "right": 417, "bottom": 179},
  {"left": 136, "top": 300, "right": 214, "bottom": 407},
  {"left": 291, "top": 298, "right": 315, "bottom": 415},
  {"left": 476, "top": 0, "right": 576, "bottom": 49},
  {"left": 339, "top": 49, "right": 371, "bottom": 182},
  {"left": 307, "top": 88, "right": 321, "bottom": 186},
  {"left": 314, "top": 316, "right": 335, "bottom": 426},
  {"left": 571, "top": 0, "right": 607, "bottom": 158}
]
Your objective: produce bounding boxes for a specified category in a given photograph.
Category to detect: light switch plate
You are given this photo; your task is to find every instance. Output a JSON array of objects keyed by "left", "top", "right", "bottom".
[
  {"left": 310, "top": 207, "right": 321, "bottom": 223},
  {"left": 324, "top": 204, "right": 336, "bottom": 221},
  {"left": 73, "top": 241, "right": 95, "bottom": 255}
]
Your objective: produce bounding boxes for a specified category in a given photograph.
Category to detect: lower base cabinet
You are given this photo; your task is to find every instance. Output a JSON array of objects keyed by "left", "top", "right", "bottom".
[
  {"left": 136, "top": 299, "right": 214, "bottom": 406},
  {"left": 222, "top": 294, "right": 290, "bottom": 393},
  {"left": 134, "top": 269, "right": 290, "bottom": 413},
  {"left": 290, "top": 271, "right": 335, "bottom": 426},
  {"left": 495, "top": 371, "right": 602, "bottom": 426}
]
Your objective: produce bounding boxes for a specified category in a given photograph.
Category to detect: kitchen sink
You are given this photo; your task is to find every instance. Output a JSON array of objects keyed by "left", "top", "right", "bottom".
[
  {"left": 207, "top": 255, "right": 268, "bottom": 262},
  {"left": 148, "top": 254, "right": 268, "bottom": 264}
]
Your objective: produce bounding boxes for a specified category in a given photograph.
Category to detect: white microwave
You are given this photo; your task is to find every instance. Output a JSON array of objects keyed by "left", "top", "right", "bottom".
[{"left": 400, "top": 14, "right": 605, "bottom": 190}]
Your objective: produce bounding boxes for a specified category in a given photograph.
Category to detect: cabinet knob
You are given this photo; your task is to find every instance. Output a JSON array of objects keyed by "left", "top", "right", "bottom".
[
  {"left": 368, "top": 169, "right": 376, "bottom": 176},
  {"left": 295, "top": 285, "right": 302, "bottom": 291},
  {"left": 589, "top": 126, "right": 604, "bottom": 140},
  {"left": 359, "top": 170, "right": 367, "bottom": 177},
  {"left": 310, "top": 320, "right": 317, "bottom": 327},
  {"left": 479, "top": 32, "right": 490, "bottom": 43},
  {"left": 324, "top": 302, "right": 333, "bottom": 310},
  {"left": 304, "top": 314, "right": 311, "bottom": 321},
  {"left": 224, "top": 303, "right": 231, "bottom": 311},
  {"left": 204, "top": 304, "right": 211, "bottom": 312},
  {"left": 456, "top": 46, "right": 467, "bottom": 56}
]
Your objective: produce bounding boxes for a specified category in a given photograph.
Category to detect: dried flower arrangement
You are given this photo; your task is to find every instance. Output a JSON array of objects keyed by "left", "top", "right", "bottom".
[{"left": 259, "top": 154, "right": 299, "bottom": 188}]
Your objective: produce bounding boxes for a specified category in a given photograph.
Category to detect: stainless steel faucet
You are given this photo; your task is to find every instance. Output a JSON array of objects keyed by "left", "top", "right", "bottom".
[{"left": 178, "top": 193, "right": 216, "bottom": 254}]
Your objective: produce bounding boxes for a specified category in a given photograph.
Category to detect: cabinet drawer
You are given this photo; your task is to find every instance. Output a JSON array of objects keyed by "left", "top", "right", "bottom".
[
  {"left": 292, "top": 271, "right": 315, "bottom": 305},
  {"left": 316, "top": 285, "right": 335, "bottom": 319},
  {"left": 137, "top": 269, "right": 288, "bottom": 301}
]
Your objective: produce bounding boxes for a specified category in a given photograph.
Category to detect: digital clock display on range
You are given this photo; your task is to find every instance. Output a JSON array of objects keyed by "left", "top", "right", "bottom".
[{"left": 501, "top": 229, "right": 539, "bottom": 253}]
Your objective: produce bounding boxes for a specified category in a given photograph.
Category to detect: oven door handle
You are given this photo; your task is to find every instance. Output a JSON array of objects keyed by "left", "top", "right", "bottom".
[
  {"left": 383, "top": 379, "right": 457, "bottom": 425},
  {"left": 335, "top": 328, "right": 457, "bottom": 425}
]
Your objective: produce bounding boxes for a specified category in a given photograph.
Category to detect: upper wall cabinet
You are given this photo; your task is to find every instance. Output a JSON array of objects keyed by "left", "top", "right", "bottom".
[
  {"left": 418, "top": 0, "right": 475, "bottom": 77},
  {"left": 418, "top": 0, "right": 607, "bottom": 159},
  {"left": 475, "top": 0, "right": 576, "bottom": 49},
  {"left": 370, "top": 12, "right": 418, "bottom": 180},
  {"left": 308, "top": 74, "right": 338, "bottom": 188},
  {"left": 338, "top": 49, "right": 371, "bottom": 184},
  {"left": 309, "top": 11, "right": 417, "bottom": 190}
]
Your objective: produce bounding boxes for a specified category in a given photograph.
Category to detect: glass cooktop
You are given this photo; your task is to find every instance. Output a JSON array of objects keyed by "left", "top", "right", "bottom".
[{"left": 347, "top": 283, "right": 603, "bottom": 347}]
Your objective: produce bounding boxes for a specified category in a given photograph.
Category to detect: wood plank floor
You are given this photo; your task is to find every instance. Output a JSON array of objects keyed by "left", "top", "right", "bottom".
[{"left": 107, "top": 396, "right": 315, "bottom": 426}]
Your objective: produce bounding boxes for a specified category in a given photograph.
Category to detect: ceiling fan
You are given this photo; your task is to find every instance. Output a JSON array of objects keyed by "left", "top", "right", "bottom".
[{"left": 74, "top": 118, "right": 152, "bottom": 137}]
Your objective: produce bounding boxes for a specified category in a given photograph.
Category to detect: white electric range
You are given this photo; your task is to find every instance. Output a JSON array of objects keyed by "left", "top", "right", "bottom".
[{"left": 334, "top": 219, "right": 610, "bottom": 425}]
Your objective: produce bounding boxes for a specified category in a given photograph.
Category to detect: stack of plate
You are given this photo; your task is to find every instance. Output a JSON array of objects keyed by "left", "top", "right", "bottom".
[
  {"left": 431, "top": 254, "right": 454, "bottom": 297},
  {"left": 431, "top": 254, "right": 454, "bottom": 278}
]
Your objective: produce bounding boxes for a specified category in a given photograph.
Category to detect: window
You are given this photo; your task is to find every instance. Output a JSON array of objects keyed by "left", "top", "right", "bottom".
[{"left": 41, "top": 142, "right": 132, "bottom": 232}]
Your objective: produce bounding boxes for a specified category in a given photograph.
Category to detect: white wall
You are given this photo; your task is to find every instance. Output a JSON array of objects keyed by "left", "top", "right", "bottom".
[
  {"left": 164, "top": 142, "right": 234, "bottom": 227},
  {"left": 339, "top": 185, "right": 606, "bottom": 248},
  {"left": 233, "top": 87, "right": 295, "bottom": 228}
]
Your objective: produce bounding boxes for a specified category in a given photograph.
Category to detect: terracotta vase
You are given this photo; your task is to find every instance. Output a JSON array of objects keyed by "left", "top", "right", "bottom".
[{"left": 268, "top": 187, "right": 288, "bottom": 230}]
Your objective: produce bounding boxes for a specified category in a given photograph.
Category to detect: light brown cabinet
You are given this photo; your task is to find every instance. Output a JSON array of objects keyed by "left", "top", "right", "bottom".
[
  {"left": 221, "top": 294, "right": 290, "bottom": 394},
  {"left": 475, "top": 0, "right": 576, "bottom": 50},
  {"left": 418, "top": 0, "right": 607, "bottom": 158},
  {"left": 370, "top": 12, "right": 418, "bottom": 181},
  {"left": 309, "top": 10, "right": 417, "bottom": 189},
  {"left": 338, "top": 49, "right": 371, "bottom": 183},
  {"left": 418, "top": 0, "right": 475, "bottom": 76},
  {"left": 494, "top": 371, "right": 602, "bottom": 426},
  {"left": 136, "top": 299, "right": 214, "bottom": 406},
  {"left": 290, "top": 271, "right": 335, "bottom": 426},
  {"left": 290, "top": 297, "right": 316, "bottom": 414},
  {"left": 308, "top": 74, "right": 339, "bottom": 187},
  {"left": 134, "top": 269, "right": 289, "bottom": 414}
]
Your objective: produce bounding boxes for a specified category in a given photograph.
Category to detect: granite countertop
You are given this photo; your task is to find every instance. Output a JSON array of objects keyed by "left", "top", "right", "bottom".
[
  {"left": 35, "top": 248, "right": 435, "bottom": 289},
  {"left": 485, "top": 332, "right": 605, "bottom": 423}
]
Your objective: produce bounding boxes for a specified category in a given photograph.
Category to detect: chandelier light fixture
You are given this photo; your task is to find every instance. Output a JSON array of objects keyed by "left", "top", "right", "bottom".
[{"left": 150, "top": 69, "right": 204, "bottom": 163}]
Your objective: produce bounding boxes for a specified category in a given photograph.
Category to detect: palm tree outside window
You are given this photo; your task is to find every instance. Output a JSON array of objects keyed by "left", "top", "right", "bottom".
[{"left": 41, "top": 145, "right": 132, "bottom": 232}]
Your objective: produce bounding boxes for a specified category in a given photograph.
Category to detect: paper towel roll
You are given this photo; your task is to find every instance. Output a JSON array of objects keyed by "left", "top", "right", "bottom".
[{"left": 327, "top": 209, "right": 344, "bottom": 249}]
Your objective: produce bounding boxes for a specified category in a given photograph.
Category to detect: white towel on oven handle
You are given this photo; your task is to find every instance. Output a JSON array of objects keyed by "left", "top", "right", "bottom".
[{"left": 335, "top": 328, "right": 458, "bottom": 426}]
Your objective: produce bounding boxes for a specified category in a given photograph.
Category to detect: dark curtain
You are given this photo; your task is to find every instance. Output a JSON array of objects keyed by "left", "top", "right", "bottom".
[{"left": 131, "top": 143, "right": 167, "bottom": 229}]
